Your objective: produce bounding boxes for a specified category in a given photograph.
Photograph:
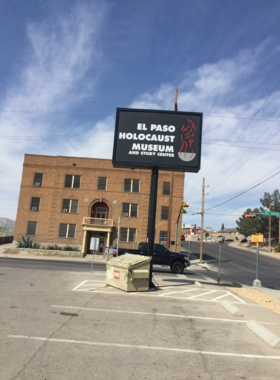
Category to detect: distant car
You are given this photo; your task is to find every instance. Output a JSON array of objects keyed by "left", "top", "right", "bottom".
[
  {"left": 181, "top": 235, "right": 185, "bottom": 241},
  {"left": 240, "top": 238, "right": 247, "bottom": 243},
  {"left": 225, "top": 238, "right": 234, "bottom": 242}
]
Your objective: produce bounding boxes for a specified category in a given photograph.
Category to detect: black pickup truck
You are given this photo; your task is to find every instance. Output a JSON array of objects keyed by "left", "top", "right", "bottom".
[{"left": 113, "top": 242, "right": 190, "bottom": 274}]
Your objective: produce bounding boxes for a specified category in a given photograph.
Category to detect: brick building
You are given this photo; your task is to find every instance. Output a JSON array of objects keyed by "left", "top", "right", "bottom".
[{"left": 14, "top": 154, "right": 185, "bottom": 255}]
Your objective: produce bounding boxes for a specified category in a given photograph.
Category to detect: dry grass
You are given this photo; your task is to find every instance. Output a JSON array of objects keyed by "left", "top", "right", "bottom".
[{"left": 228, "top": 287, "right": 280, "bottom": 317}]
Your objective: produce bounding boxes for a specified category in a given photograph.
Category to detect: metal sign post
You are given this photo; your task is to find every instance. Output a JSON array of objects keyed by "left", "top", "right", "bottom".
[
  {"left": 217, "top": 236, "right": 223, "bottom": 284},
  {"left": 253, "top": 242, "right": 261, "bottom": 287},
  {"left": 90, "top": 238, "right": 99, "bottom": 273},
  {"left": 251, "top": 234, "right": 263, "bottom": 287},
  {"left": 188, "top": 241, "right": 191, "bottom": 261}
]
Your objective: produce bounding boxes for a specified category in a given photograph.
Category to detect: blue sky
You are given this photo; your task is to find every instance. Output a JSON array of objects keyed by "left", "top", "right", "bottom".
[{"left": 0, "top": 0, "right": 280, "bottom": 231}]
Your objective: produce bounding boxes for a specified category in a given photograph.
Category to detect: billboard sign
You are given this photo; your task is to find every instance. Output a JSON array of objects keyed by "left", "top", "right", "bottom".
[{"left": 112, "top": 108, "right": 203, "bottom": 172}]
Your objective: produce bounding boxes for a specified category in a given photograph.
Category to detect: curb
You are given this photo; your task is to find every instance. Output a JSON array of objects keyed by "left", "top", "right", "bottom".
[
  {"left": 221, "top": 301, "right": 243, "bottom": 316},
  {"left": 247, "top": 320, "right": 280, "bottom": 348},
  {"left": 195, "top": 281, "right": 204, "bottom": 288}
]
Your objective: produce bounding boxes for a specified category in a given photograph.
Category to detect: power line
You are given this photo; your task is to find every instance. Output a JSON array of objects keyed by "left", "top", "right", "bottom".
[
  {"left": 204, "top": 78, "right": 280, "bottom": 180},
  {"left": 208, "top": 121, "right": 280, "bottom": 192},
  {"left": 204, "top": 170, "right": 280, "bottom": 212}
]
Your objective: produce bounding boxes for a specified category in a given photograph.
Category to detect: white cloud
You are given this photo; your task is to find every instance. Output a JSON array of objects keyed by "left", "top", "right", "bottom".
[
  {"left": 0, "top": 14, "right": 279, "bottom": 231},
  {"left": 0, "top": 3, "right": 106, "bottom": 219}
]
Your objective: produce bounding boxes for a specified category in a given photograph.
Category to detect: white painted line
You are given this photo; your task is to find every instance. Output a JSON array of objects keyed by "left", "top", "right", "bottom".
[
  {"left": 212, "top": 293, "right": 231, "bottom": 301},
  {"left": 71, "top": 288, "right": 262, "bottom": 306},
  {"left": 247, "top": 321, "right": 280, "bottom": 348},
  {"left": 159, "top": 288, "right": 198, "bottom": 297},
  {"left": 227, "top": 291, "right": 247, "bottom": 304},
  {"left": 83, "top": 280, "right": 106, "bottom": 283},
  {"left": 8, "top": 335, "right": 280, "bottom": 360},
  {"left": 51, "top": 305, "right": 277, "bottom": 325},
  {"left": 71, "top": 280, "right": 88, "bottom": 291},
  {"left": 187, "top": 290, "right": 217, "bottom": 299}
]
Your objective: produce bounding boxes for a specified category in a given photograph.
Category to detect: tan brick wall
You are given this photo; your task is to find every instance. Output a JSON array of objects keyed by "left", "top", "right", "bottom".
[{"left": 14, "top": 154, "right": 184, "bottom": 250}]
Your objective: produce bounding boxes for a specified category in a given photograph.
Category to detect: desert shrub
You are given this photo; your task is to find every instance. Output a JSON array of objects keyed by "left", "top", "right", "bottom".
[
  {"left": 275, "top": 244, "right": 280, "bottom": 253},
  {"left": 17, "top": 236, "right": 34, "bottom": 248},
  {"left": 46, "top": 244, "right": 60, "bottom": 250},
  {"left": 62, "top": 245, "right": 80, "bottom": 251}
]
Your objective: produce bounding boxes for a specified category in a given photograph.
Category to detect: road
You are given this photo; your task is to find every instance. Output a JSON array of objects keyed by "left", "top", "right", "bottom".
[
  {"left": 1, "top": 242, "right": 280, "bottom": 290},
  {"left": 182, "top": 241, "right": 280, "bottom": 290}
]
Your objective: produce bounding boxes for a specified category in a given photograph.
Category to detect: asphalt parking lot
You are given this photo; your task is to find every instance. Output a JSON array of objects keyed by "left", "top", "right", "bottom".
[{"left": 1, "top": 265, "right": 280, "bottom": 380}]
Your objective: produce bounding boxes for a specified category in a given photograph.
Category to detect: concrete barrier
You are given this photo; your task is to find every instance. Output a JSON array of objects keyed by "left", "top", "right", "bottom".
[
  {"left": 247, "top": 320, "right": 280, "bottom": 348},
  {"left": 221, "top": 301, "right": 243, "bottom": 316}
]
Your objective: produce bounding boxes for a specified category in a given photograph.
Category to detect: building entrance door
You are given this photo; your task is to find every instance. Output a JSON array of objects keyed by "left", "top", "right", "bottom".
[{"left": 98, "top": 237, "right": 105, "bottom": 253}]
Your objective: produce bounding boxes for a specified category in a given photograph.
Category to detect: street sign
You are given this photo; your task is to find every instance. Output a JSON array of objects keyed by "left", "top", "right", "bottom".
[{"left": 261, "top": 211, "right": 280, "bottom": 216}]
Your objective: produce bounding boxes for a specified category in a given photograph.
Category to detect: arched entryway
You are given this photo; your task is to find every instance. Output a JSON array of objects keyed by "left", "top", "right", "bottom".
[
  {"left": 91, "top": 201, "right": 108, "bottom": 219},
  {"left": 82, "top": 200, "right": 114, "bottom": 256}
]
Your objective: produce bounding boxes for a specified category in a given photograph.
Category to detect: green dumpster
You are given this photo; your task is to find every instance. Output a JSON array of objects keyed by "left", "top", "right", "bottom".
[{"left": 106, "top": 253, "right": 151, "bottom": 292}]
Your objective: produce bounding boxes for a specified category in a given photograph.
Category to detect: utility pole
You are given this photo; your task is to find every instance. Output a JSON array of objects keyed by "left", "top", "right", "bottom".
[
  {"left": 199, "top": 177, "right": 205, "bottom": 264},
  {"left": 268, "top": 198, "right": 271, "bottom": 252},
  {"left": 167, "top": 88, "right": 178, "bottom": 247}
]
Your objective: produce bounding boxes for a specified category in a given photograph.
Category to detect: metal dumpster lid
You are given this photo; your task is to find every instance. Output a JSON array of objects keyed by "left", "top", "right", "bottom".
[{"left": 107, "top": 253, "right": 151, "bottom": 268}]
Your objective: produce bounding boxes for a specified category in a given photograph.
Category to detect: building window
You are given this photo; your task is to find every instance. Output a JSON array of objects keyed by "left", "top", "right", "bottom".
[
  {"left": 163, "top": 182, "right": 170, "bottom": 195},
  {"left": 159, "top": 231, "right": 167, "bottom": 245},
  {"left": 62, "top": 199, "right": 78, "bottom": 213},
  {"left": 161, "top": 206, "right": 169, "bottom": 220},
  {"left": 27, "top": 221, "right": 37, "bottom": 235},
  {"left": 124, "top": 179, "right": 139, "bottom": 193},
  {"left": 98, "top": 177, "right": 107, "bottom": 190},
  {"left": 59, "top": 224, "right": 76, "bottom": 238},
  {"left": 34, "top": 173, "right": 43, "bottom": 187},
  {"left": 122, "top": 203, "right": 138, "bottom": 217},
  {"left": 120, "top": 228, "right": 137, "bottom": 242},
  {"left": 30, "top": 197, "right": 40, "bottom": 211},
  {"left": 65, "top": 175, "right": 81, "bottom": 188}
]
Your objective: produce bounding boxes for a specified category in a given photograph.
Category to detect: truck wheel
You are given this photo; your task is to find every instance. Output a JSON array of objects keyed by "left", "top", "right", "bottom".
[{"left": 171, "top": 261, "right": 184, "bottom": 274}]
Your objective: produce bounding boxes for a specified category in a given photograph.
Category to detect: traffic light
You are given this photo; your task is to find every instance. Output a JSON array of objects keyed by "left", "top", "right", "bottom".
[
  {"left": 182, "top": 201, "right": 190, "bottom": 214},
  {"left": 245, "top": 214, "right": 256, "bottom": 218}
]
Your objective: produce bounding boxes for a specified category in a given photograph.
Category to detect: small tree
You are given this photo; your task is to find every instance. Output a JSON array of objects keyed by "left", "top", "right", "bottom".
[
  {"left": 236, "top": 208, "right": 266, "bottom": 237},
  {"left": 221, "top": 223, "right": 225, "bottom": 231}
]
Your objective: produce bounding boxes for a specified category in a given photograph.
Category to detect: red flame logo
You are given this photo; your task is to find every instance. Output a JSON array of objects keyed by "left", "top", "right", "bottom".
[{"left": 180, "top": 119, "right": 196, "bottom": 159}]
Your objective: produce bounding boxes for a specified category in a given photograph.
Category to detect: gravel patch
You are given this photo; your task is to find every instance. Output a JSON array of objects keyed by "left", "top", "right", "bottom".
[{"left": 228, "top": 287, "right": 280, "bottom": 317}]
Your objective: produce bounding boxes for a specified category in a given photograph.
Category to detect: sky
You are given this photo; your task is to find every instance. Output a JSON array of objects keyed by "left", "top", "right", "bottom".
[{"left": 0, "top": 0, "right": 280, "bottom": 231}]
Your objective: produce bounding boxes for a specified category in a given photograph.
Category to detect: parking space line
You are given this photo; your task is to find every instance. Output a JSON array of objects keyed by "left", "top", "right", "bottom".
[
  {"left": 227, "top": 291, "right": 247, "bottom": 304},
  {"left": 8, "top": 335, "right": 280, "bottom": 360},
  {"left": 51, "top": 305, "right": 277, "bottom": 325},
  {"left": 159, "top": 288, "right": 198, "bottom": 297},
  {"left": 72, "top": 280, "right": 88, "bottom": 291},
  {"left": 212, "top": 293, "right": 231, "bottom": 301},
  {"left": 188, "top": 290, "right": 217, "bottom": 299}
]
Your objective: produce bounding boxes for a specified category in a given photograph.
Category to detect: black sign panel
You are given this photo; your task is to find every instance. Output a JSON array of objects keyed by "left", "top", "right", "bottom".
[{"left": 112, "top": 108, "right": 203, "bottom": 172}]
